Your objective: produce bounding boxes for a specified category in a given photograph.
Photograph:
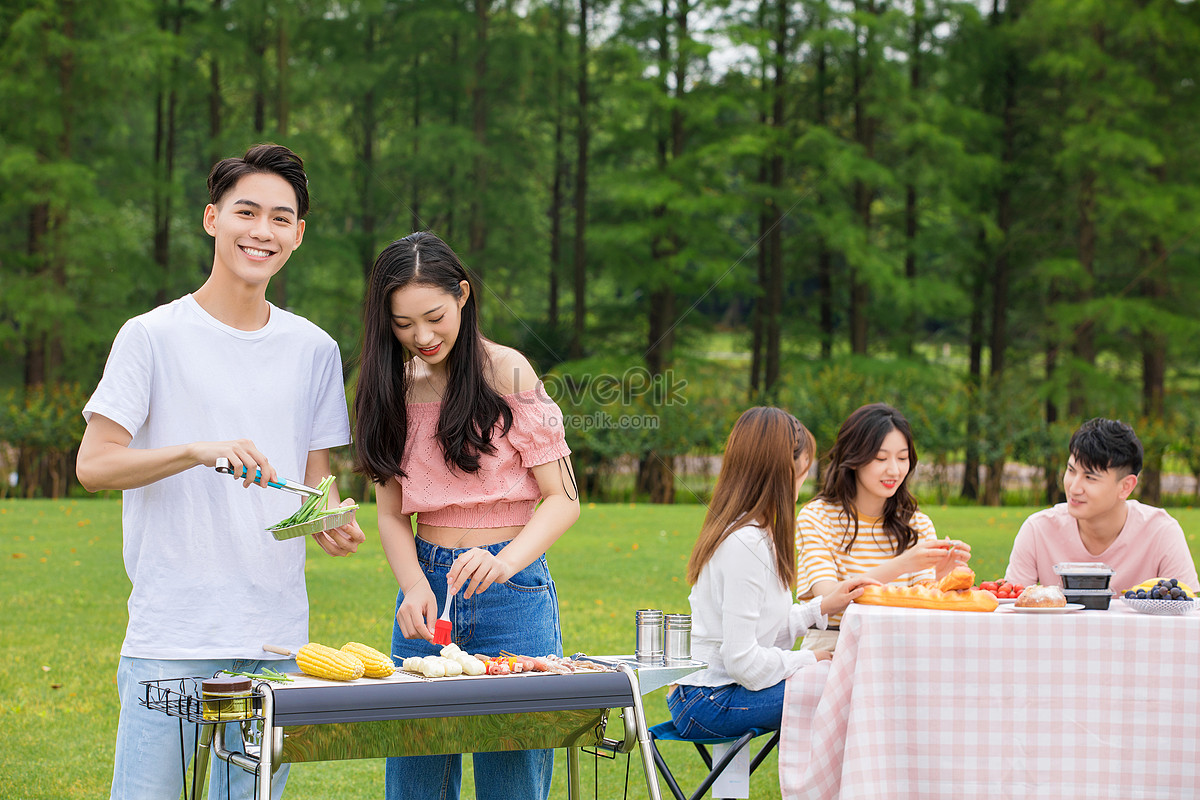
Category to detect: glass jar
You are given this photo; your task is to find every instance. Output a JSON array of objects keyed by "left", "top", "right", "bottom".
[{"left": 201, "top": 676, "right": 253, "bottom": 721}]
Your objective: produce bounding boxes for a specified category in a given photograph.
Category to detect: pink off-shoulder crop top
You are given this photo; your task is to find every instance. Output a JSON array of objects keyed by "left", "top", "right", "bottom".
[{"left": 398, "top": 382, "right": 572, "bottom": 529}]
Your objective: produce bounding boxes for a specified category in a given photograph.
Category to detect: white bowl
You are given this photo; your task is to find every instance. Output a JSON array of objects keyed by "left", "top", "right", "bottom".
[{"left": 1121, "top": 598, "right": 1196, "bottom": 616}]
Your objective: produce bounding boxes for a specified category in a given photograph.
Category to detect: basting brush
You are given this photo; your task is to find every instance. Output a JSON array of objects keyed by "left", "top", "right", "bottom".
[{"left": 433, "top": 578, "right": 459, "bottom": 646}]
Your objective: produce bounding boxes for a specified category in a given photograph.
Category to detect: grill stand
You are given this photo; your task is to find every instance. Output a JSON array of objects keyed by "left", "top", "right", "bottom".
[{"left": 164, "top": 657, "right": 703, "bottom": 799}]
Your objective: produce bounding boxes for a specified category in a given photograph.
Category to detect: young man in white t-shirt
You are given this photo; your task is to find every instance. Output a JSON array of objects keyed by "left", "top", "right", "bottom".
[
  {"left": 76, "top": 144, "right": 366, "bottom": 800},
  {"left": 1005, "top": 417, "right": 1198, "bottom": 594}
]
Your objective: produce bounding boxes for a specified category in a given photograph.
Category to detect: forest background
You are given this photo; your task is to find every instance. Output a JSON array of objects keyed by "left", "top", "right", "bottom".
[{"left": 3, "top": 0, "right": 1200, "bottom": 507}]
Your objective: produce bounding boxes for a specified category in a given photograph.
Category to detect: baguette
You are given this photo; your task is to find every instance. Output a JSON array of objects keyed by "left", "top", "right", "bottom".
[{"left": 855, "top": 584, "right": 998, "bottom": 612}]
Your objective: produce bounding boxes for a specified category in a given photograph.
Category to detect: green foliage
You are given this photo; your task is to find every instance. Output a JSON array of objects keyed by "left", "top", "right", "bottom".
[
  {"left": 2, "top": 0, "right": 1200, "bottom": 507},
  {"left": 544, "top": 355, "right": 745, "bottom": 499},
  {"left": 0, "top": 383, "right": 89, "bottom": 498}
]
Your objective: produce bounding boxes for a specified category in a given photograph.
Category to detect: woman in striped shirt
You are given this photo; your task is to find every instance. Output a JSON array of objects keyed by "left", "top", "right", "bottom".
[{"left": 796, "top": 403, "right": 970, "bottom": 650}]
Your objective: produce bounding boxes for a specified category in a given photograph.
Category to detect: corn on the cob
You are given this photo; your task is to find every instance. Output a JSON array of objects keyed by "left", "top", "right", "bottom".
[
  {"left": 340, "top": 642, "right": 396, "bottom": 678},
  {"left": 297, "top": 642, "right": 365, "bottom": 681}
]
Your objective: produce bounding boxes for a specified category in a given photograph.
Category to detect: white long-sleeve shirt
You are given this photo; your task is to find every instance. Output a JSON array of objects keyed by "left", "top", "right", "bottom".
[{"left": 676, "top": 523, "right": 827, "bottom": 692}]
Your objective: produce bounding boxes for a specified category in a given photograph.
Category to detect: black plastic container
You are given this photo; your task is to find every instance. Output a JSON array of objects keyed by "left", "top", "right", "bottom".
[
  {"left": 1063, "top": 588, "right": 1112, "bottom": 610},
  {"left": 1054, "top": 562, "right": 1114, "bottom": 591}
]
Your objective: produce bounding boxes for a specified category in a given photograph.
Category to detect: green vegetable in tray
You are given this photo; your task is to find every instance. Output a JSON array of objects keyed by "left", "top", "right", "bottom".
[
  {"left": 267, "top": 475, "right": 358, "bottom": 531},
  {"left": 222, "top": 667, "right": 293, "bottom": 683}
]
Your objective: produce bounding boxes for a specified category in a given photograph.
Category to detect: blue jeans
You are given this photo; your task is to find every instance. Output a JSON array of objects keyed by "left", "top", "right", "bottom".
[
  {"left": 667, "top": 682, "right": 786, "bottom": 739},
  {"left": 385, "top": 537, "right": 562, "bottom": 800},
  {"left": 111, "top": 656, "right": 294, "bottom": 800}
]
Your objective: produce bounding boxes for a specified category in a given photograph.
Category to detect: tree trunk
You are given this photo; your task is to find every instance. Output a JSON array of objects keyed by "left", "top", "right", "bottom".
[
  {"left": 642, "top": 0, "right": 689, "bottom": 505},
  {"left": 276, "top": 16, "right": 289, "bottom": 136},
  {"left": 849, "top": 1, "right": 876, "bottom": 355},
  {"left": 1068, "top": 170, "right": 1096, "bottom": 420},
  {"left": 1044, "top": 293, "right": 1062, "bottom": 506},
  {"left": 814, "top": 5, "right": 833, "bottom": 359},
  {"left": 1139, "top": 237, "right": 1168, "bottom": 505},
  {"left": 763, "top": 0, "right": 786, "bottom": 394},
  {"left": 359, "top": 21, "right": 378, "bottom": 280},
  {"left": 208, "top": 0, "right": 222, "bottom": 164},
  {"left": 468, "top": 0, "right": 491, "bottom": 297},
  {"left": 411, "top": 49, "right": 422, "bottom": 232},
  {"left": 750, "top": 170, "right": 767, "bottom": 398},
  {"left": 571, "top": 0, "right": 590, "bottom": 359},
  {"left": 272, "top": 13, "right": 289, "bottom": 309},
  {"left": 982, "top": 0, "right": 1017, "bottom": 506},
  {"left": 21, "top": 0, "right": 76, "bottom": 496},
  {"left": 962, "top": 231, "right": 986, "bottom": 501},
  {"left": 252, "top": 21, "right": 266, "bottom": 135},
  {"left": 547, "top": 0, "right": 566, "bottom": 333},
  {"left": 901, "top": 1, "right": 923, "bottom": 359},
  {"left": 749, "top": 0, "right": 768, "bottom": 399},
  {"left": 446, "top": 31, "right": 461, "bottom": 242},
  {"left": 153, "top": 0, "right": 180, "bottom": 306}
]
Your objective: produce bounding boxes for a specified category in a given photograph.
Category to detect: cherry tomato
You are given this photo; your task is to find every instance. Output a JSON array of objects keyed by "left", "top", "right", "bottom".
[
  {"left": 981, "top": 581, "right": 997, "bottom": 592},
  {"left": 1011, "top": 584, "right": 1025, "bottom": 595}
]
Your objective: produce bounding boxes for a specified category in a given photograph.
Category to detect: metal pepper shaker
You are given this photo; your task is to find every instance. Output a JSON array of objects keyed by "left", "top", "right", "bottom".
[{"left": 664, "top": 613, "right": 692, "bottom": 664}]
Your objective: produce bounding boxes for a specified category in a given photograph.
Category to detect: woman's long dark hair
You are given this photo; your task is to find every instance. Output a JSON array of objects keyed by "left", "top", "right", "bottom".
[
  {"left": 687, "top": 407, "right": 815, "bottom": 589},
  {"left": 354, "top": 231, "right": 512, "bottom": 483},
  {"left": 816, "top": 403, "right": 920, "bottom": 555}
]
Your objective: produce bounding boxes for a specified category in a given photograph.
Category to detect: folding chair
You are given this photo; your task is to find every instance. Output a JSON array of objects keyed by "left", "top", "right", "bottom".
[{"left": 646, "top": 719, "right": 781, "bottom": 800}]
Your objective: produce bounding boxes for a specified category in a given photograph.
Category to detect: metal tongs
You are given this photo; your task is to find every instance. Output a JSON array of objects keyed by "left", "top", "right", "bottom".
[{"left": 214, "top": 457, "right": 322, "bottom": 497}]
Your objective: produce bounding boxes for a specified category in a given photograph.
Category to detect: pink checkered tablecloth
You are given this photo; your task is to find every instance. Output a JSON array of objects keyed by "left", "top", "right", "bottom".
[{"left": 780, "top": 600, "right": 1200, "bottom": 799}]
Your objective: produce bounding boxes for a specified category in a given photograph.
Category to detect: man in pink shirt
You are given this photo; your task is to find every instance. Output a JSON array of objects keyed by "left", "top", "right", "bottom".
[{"left": 1005, "top": 417, "right": 1198, "bottom": 594}]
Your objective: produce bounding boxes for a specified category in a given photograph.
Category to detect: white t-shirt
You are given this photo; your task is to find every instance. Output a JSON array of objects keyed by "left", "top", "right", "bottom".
[
  {"left": 676, "top": 524, "right": 826, "bottom": 692},
  {"left": 83, "top": 294, "right": 350, "bottom": 659}
]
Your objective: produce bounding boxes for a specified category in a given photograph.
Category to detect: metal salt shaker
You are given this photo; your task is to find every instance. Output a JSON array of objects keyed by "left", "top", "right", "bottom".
[{"left": 635, "top": 609, "right": 665, "bottom": 664}]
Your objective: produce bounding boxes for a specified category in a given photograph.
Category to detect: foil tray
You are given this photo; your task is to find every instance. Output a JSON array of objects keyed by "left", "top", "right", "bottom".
[{"left": 270, "top": 507, "right": 357, "bottom": 541}]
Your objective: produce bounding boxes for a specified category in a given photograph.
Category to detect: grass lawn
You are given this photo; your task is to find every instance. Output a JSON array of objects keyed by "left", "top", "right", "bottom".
[{"left": 3, "top": 499, "right": 1198, "bottom": 799}]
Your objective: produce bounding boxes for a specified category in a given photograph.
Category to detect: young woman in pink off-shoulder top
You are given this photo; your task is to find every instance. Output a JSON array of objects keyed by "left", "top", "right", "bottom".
[{"left": 354, "top": 231, "right": 579, "bottom": 800}]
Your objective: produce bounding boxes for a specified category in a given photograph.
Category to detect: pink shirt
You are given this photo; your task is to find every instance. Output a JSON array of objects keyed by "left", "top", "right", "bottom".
[
  {"left": 1005, "top": 500, "right": 1198, "bottom": 594},
  {"left": 399, "top": 382, "right": 571, "bottom": 529}
]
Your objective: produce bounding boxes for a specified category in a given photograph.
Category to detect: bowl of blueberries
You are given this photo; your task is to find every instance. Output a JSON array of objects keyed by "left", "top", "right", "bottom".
[{"left": 1122, "top": 579, "right": 1196, "bottom": 616}]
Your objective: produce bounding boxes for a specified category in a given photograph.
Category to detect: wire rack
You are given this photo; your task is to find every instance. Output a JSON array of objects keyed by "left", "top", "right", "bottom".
[{"left": 140, "top": 676, "right": 265, "bottom": 725}]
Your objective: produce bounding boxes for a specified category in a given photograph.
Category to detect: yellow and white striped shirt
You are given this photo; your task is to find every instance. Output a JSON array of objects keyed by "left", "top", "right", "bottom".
[{"left": 796, "top": 497, "right": 937, "bottom": 625}]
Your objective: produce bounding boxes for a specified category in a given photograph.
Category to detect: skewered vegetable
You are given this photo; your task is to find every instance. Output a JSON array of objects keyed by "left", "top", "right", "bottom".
[
  {"left": 297, "top": 642, "right": 365, "bottom": 681},
  {"left": 340, "top": 642, "right": 396, "bottom": 678}
]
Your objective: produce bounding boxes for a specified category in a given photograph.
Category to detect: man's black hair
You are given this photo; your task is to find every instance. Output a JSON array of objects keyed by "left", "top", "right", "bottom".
[
  {"left": 1068, "top": 417, "right": 1143, "bottom": 477},
  {"left": 207, "top": 143, "right": 310, "bottom": 218}
]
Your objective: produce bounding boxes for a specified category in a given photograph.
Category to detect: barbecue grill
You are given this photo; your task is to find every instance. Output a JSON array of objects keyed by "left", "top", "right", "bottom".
[{"left": 143, "top": 655, "right": 703, "bottom": 799}]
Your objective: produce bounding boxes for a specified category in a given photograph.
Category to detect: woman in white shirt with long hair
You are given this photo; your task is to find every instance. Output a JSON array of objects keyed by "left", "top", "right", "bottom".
[{"left": 668, "top": 407, "right": 875, "bottom": 738}]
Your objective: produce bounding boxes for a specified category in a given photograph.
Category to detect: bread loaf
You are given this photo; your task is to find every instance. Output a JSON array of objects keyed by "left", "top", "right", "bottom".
[
  {"left": 936, "top": 566, "right": 976, "bottom": 592},
  {"left": 855, "top": 584, "right": 998, "bottom": 612}
]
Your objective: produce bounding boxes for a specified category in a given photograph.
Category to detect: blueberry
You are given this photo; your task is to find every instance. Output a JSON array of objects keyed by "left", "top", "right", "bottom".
[
  {"left": 1125, "top": 590, "right": 1136, "bottom": 599},
  {"left": 1137, "top": 590, "right": 1148, "bottom": 599}
]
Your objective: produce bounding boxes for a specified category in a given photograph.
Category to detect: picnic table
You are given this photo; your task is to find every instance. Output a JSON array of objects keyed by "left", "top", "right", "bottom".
[{"left": 779, "top": 600, "right": 1200, "bottom": 799}]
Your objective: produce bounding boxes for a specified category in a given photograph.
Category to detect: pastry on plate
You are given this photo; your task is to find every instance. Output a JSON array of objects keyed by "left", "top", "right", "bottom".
[{"left": 1014, "top": 585, "right": 1066, "bottom": 608}]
